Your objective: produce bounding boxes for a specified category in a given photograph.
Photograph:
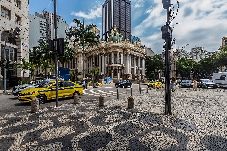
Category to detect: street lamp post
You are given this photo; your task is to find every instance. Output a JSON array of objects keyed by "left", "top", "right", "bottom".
[
  {"left": 161, "top": 0, "right": 179, "bottom": 115},
  {"left": 54, "top": 0, "right": 59, "bottom": 107},
  {"left": 3, "top": 40, "right": 7, "bottom": 94}
]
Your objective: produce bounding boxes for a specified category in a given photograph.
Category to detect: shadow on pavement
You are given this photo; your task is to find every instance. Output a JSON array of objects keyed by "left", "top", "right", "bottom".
[
  {"left": 201, "top": 135, "right": 227, "bottom": 151},
  {"left": 14, "top": 102, "right": 30, "bottom": 106}
]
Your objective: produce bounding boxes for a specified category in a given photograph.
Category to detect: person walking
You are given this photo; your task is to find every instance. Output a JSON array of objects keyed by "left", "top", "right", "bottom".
[{"left": 193, "top": 79, "right": 198, "bottom": 91}]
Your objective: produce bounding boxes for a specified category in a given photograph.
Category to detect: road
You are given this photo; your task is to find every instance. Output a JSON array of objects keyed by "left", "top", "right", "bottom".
[{"left": 0, "top": 83, "right": 148, "bottom": 115}]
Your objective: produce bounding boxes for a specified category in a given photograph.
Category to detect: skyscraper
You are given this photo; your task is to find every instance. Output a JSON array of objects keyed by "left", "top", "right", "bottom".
[
  {"left": 102, "top": 0, "right": 131, "bottom": 41},
  {"left": 29, "top": 11, "right": 68, "bottom": 49}
]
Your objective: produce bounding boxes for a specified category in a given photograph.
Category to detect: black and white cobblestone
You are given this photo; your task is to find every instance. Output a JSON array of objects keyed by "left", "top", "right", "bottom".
[{"left": 0, "top": 88, "right": 226, "bottom": 150}]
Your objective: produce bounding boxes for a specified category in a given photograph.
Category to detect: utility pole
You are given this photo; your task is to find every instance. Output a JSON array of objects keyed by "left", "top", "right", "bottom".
[
  {"left": 161, "top": 0, "right": 172, "bottom": 115},
  {"left": 54, "top": 0, "right": 59, "bottom": 107},
  {"left": 3, "top": 40, "right": 7, "bottom": 94}
]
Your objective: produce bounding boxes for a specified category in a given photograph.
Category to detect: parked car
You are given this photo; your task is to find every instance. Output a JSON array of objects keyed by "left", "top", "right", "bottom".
[
  {"left": 18, "top": 81, "right": 83, "bottom": 103},
  {"left": 147, "top": 81, "right": 163, "bottom": 89},
  {"left": 180, "top": 80, "right": 193, "bottom": 88},
  {"left": 115, "top": 80, "right": 132, "bottom": 88},
  {"left": 199, "top": 79, "right": 217, "bottom": 89}
]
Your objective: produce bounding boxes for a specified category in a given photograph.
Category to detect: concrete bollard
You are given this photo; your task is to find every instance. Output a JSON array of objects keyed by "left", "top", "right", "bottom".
[
  {"left": 31, "top": 97, "right": 39, "bottom": 113},
  {"left": 99, "top": 95, "right": 104, "bottom": 108},
  {"left": 74, "top": 94, "right": 80, "bottom": 104},
  {"left": 127, "top": 96, "right": 134, "bottom": 109}
]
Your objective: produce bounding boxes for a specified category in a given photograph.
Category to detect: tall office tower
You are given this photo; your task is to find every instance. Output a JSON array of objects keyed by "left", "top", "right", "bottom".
[
  {"left": 102, "top": 0, "right": 131, "bottom": 41},
  {"left": 29, "top": 11, "right": 68, "bottom": 49}
]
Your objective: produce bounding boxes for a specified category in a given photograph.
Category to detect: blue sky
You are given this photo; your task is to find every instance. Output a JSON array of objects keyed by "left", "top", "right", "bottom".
[{"left": 29, "top": 0, "right": 227, "bottom": 53}]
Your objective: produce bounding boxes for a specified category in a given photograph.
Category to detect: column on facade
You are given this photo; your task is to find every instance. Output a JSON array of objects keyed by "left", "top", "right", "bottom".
[
  {"left": 142, "top": 58, "right": 145, "bottom": 76},
  {"left": 138, "top": 56, "right": 141, "bottom": 79},
  {"left": 117, "top": 51, "right": 120, "bottom": 79},
  {"left": 126, "top": 53, "right": 129, "bottom": 74},
  {"left": 129, "top": 54, "right": 131, "bottom": 75},
  {"left": 101, "top": 55, "right": 105, "bottom": 75},
  {"left": 121, "top": 53, "right": 123, "bottom": 64},
  {"left": 111, "top": 52, "right": 114, "bottom": 64},
  {"left": 99, "top": 54, "right": 101, "bottom": 74},
  {"left": 117, "top": 51, "right": 119, "bottom": 64},
  {"left": 134, "top": 55, "right": 136, "bottom": 75}
]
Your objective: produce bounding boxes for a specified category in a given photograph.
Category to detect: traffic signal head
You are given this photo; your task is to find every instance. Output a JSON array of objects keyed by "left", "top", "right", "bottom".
[
  {"left": 57, "top": 38, "right": 64, "bottom": 55},
  {"left": 162, "top": 0, "right": 171, "bottom": 9}
]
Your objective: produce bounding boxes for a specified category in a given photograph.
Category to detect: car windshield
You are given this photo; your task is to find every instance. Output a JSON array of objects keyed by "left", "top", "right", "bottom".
[
  {"left": 201, "top": 79, "right": 212, "bottom": 83},
  {"left": 35, "top": 80, "right": 51, "bottom": 88}
]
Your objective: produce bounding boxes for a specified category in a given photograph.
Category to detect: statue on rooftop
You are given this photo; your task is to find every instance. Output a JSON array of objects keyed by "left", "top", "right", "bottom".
[{"left": 108, "top": 25, "right": 123, "bottom": 43}]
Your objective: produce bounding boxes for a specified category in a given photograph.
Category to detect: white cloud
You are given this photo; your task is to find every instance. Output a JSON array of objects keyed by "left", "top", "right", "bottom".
[
  {"left": 71, "top": 6, "right": 102, "bottom": 20},
  {"left": 132, "top": 0, "right": 227, "bottom": 53}
]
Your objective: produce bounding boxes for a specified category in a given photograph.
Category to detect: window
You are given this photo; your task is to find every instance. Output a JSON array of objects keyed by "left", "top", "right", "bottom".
[
  {"left": 14, "top": 0, "right": 21, "bottom": 9},
  {"left": 64, "top": 82, "right": 74, "bottom": 87},
  {"left": 1, "top": 6, "right": 11, "bottom": 20},
  {"left": 220, "top": 75, "right": 226, "bottom": 80},
  {"left": 15, "top": 14, "right": 21, "bottom": 25}
]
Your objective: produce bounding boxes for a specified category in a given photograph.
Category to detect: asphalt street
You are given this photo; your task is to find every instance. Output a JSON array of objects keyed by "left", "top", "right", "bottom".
[{"left": 0, "top": 83, "right": 148, "bottom": 115}]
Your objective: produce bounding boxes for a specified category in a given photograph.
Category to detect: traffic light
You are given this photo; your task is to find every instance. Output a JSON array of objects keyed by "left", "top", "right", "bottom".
[
  {"left": 57, "top": 38, "right": 64, "bottom": 55},
  {"left": 162, "top": 0, "right": 171, "bottom": 9},
  {"left": 48, "top": 39, "right": 54, "bottom": 52}
]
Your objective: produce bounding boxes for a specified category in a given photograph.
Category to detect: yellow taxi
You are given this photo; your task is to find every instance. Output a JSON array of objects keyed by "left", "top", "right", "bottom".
[
  {"left": 18, "top": 80, "right": 83, "bottom": 103},
  {"left": 147, "top": 81, "right": 163, "bottom": 89}
]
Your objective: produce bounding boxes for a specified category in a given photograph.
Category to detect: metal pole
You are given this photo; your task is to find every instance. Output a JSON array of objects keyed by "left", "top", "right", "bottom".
[
  {"left": 3, "top": 40, "right": 7, "bottom": 94},
  {"left": 117, "top": 88, "right": 119, "bottom": 99},
  {"left": 164, "top": 6, "right": 172, "bottom": 115},
  {"left": 54, "top": 0, "right": 59, "bottom": 107}
]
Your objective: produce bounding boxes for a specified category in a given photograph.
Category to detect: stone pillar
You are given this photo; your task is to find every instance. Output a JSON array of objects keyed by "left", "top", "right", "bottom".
[
  {"left": 111, "top": 67, "right": 114, "bottom": 78},
  {"left": 129, "top": 54, "right": 131, "bottom": 75},
  {"left": 138, "top": 56, "right": 141, "bottom": 79},
  {"left": 126, "top": 53, "right": 129, "bottom": 74},
  {"left": 111, "top": 52, "right": 114, "bottom": 64},
  {"left": 117, "top": 52, "right": 119, "bottom": 64},
  {"left": 101, "top": 55, "right": 105, "bottom": 75},
  {"left": 99, "top": 55, "right": 102, "bottom": 74},
  {"left": 134, "top": 56, "right": 136, "bottom": 75},
  {"left": 142, "top": 58, "right": 145, "bottom": 75},
  {"left": 121, "top": 53, "right": 123, "bottom": 64},
  {"left": 92, "top": 55, "right": 95, "bottom": 65}
]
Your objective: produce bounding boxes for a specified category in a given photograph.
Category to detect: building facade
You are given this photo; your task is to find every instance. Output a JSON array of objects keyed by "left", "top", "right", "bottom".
[
  {"left": 222, "top": 36, "right": 227, "bottom": 48},
  {"left": 75, "top": 28, "right": 146, "bottom": 80},
  {"left": 29, "top": 11, "right": 68, "bottom": 49},
  {"left": 0, "top": 0, "right": 29, "bottom": 87},
  {"left": 102, "top": 0, "right": 131, "bottom": 41}
]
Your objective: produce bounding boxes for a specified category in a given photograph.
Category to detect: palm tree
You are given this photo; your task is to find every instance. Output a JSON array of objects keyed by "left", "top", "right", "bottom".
[{"left": 67, "top": 19, "right": 100, "bottom": 78}]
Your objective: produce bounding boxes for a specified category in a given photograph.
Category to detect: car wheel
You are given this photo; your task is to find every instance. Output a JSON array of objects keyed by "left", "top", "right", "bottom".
[{"left": 38, "top": 95, "right": 47, "bottom": 104}]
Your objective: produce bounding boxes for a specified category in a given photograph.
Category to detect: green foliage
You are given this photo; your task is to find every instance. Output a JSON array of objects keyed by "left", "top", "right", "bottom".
[
  {"left": 67, "top": 19, "right": 100, "bottom": 49},
  {"left": 176, "top": 58, "right": 198, "bottom": 78},
  {"left": 145, "top": 55, "right": 164, "bottom": 80}
]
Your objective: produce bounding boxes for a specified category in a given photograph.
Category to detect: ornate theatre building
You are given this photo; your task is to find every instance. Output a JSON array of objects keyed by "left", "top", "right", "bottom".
[{"left": 75, "top": 27, "right": 146, "bottom": 80}]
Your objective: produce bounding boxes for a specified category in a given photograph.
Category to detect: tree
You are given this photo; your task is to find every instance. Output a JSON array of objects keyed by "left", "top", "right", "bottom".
[
  {"left": 145, "top": 55, "right": 164, "bottom": 80},
  {"left": 17, "top": 58, "right": 35, "bottom": 79},
  {"left": 176, "top": 58, "right": 197, "bottom": 79},
  {"left": 67, "top": 19, "right": 100, "bottom": 78}
]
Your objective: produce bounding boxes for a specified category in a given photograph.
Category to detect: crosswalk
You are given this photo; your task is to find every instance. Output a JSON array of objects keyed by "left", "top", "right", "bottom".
[
  {"left": 83, "top": 87, "right": 148, "bottom": 97},
  {"left": 83, "top": 89, "right": 117, "bottom": 97}
]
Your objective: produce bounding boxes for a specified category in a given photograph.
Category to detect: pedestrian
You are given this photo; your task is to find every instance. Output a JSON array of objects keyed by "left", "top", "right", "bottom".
[{"left": 193, "top": 79, "right": 198, "bottom": 91}]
